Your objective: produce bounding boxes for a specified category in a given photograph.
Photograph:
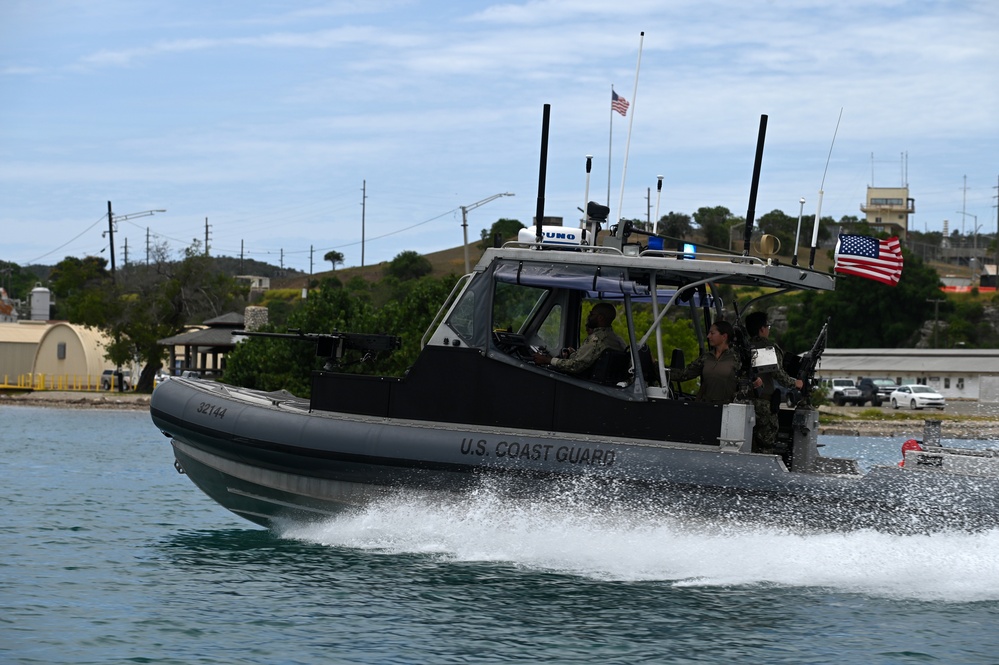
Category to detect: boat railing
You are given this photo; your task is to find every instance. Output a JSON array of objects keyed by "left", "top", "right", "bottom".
[
  {"left": 639, "top": 248, "right": 767, "bottom": 265},
  {"left": 501, "top": 240, "right": 629, "bottom": 256},
  {"left": 500, "top": 240, "right": 771, "bottom": 266},
  {"left": 421, "top": 273, "right": 473, "bottom": 349}
]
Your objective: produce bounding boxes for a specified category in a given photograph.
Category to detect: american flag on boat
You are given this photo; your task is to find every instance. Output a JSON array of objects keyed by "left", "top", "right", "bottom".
[{"left": 834, "top": 234, "right": 904, "bottom": 286}]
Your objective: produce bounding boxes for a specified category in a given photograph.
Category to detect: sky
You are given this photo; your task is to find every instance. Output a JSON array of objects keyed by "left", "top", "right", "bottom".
[{"left": 1, "top": 0, "right": 997, "bottom": 274}]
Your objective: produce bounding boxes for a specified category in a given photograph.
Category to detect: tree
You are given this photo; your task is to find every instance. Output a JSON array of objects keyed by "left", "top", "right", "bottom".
[
  {"left": 657, "top": 212, "right": 692, "bottom": 239},
  {"left": 782, "top": 248, "right": 945, "bottom": 353},
  {"left": 692, "top": 206, "right": 738, "bottom": 250},
  {"left": 385, "top": 250, "right": 432, "bottom": 281},
  {"left": 479, "top": 218, "right": 525, "bottom": 250},
  {"left": 323, "top": 250, "right": 345, "bottom": 270},
  {"left": 224, "top": 274, "right": 460, "bottom": 394},
  {"left": 50, "top": 242, "right": 248, "bottom": 392},
  {"left": 756, "top": 209, "right": 798, "bottom": 258}
]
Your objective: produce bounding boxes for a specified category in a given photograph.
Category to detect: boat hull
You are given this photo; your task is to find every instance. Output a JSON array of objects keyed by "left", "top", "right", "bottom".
[{"left": 151, "top": 378, "right": 999, "bottom": 532}]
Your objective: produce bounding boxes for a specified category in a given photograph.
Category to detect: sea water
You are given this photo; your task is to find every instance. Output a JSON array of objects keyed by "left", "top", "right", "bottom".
[{"left": 3, "top": 405, "right": 999, "bottom": 664}]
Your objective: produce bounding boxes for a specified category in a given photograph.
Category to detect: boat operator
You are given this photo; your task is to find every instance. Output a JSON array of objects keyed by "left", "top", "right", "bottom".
[{"left": 532, "top": 302, "right": 627, "bottom": 375}]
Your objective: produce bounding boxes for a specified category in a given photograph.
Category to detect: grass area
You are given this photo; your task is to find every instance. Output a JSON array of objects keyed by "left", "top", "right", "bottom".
[{"left": 820, "top": 407, "right": 990, "bottom": 424}]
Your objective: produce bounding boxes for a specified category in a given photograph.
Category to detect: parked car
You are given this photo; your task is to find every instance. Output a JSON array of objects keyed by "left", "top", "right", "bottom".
[
  {"left": 889, "top": 384, "right": 946, "bottom": 410},
  {"left": 855, "top": 379, "right": 885, "bottom": 406},
  {"left": 100, "top": 369, "right": 131, "bottom": 391},
  {"left": 828, "top": 378, "right": 862, "bottom": 406},
  {"left": 858, "top": 377, "right": 899, "bottom": 399}
]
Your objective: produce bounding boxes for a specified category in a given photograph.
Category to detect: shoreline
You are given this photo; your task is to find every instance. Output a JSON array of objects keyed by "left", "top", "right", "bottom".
[
  {"left": 4, "top": 391, "right": 999, "bottom": 440},
  {"left": 1, "top": 391, "right": 151, "bottom": 410}
]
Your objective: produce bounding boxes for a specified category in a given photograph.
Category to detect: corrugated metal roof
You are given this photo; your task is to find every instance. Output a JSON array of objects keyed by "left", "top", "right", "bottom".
[
  {"left": 0, "top": 321, "right": 52, "bottom": 344},
  {"left": 818, "top": 348, "right": 999, "bottom": 374}
]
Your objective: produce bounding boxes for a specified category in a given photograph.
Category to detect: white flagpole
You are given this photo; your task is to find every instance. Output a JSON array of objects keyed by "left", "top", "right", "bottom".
[
  {"left": 607, "top": 85, "right": 614, "bottom": 207},
  {"left": 616, "top": 32, "right": 644, "bottom": 228}
]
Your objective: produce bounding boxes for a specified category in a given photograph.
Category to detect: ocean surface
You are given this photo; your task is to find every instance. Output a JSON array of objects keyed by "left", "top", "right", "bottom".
[{"left": 3, "top": 405, "right": 999, "bottom": 665}]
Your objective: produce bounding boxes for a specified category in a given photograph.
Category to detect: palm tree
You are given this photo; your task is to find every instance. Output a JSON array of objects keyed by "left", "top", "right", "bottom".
[{"left": 324, "top": 250, "right": 345, "bottom": 270}]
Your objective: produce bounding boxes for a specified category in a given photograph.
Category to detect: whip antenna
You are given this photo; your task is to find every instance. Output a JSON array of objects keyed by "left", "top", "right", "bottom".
[{"left": 809, "top": 107, "right": 843, "bottom": 268}]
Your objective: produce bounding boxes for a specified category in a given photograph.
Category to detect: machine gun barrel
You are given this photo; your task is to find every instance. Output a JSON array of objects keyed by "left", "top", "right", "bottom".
[
  {"left": 233, "top": 329, "right": 401, "bottom": 359},
  {"left": 796, "top": 319, "right": 829, "bottom": 398}
]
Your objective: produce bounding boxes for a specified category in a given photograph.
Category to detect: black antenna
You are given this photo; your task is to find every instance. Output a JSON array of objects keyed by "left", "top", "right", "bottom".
[
  {"left": 535, "top": 104, "right": 551, "bottom": 244},
  {"left": 743, "top": 114, "right": 768, "bottom": 256}
]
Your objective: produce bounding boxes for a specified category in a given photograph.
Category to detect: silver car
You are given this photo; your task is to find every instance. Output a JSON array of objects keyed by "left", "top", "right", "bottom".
[{"left": 889, "top": 384, "right": 946, "bottom": 410}]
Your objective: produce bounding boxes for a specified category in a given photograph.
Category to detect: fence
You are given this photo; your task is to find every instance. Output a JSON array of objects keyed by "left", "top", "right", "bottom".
[{"left": 0, "top": 374, "right": 134, "bottom": 392}]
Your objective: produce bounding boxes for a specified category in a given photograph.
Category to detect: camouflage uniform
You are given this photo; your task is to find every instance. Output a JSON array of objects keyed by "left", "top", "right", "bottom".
[
  {"left": 550, "top": 326, "right": 627, "bottom": 375},
  {"left": 676, "top": 347, "right": 742, "bottom": 404},
  {"left": 750, "top": 335, "right": 797, "bottom": 453}
]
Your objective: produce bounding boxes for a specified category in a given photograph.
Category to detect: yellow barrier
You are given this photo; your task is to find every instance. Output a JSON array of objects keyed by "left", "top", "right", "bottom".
[{"left": 0, "top": 373, "right": 134, "bottom": 392}]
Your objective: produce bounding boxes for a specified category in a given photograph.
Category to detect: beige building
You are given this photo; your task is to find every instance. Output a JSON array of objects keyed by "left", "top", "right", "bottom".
[
  {"left": 860, "top": 186, "right": 915, "bottom": 240},
  {"left": 0, "top": 321, "right": 51, "bottom": 383},
  {"left": 32, "top": 322, "right": 118, "bottom": 390}
]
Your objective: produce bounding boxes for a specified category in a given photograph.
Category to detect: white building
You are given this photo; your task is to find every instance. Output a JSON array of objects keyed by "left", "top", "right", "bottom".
[{"left": 816, "top": 348, "right": 999, "bottom": 402}]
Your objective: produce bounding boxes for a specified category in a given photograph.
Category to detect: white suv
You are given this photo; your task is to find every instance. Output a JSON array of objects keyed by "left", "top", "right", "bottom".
[
  {"left": 828, "top": 378, "right": 862, "bottom": 406},
  {"left": 100, "top": 369, "right": 132, "bottom": 391}
]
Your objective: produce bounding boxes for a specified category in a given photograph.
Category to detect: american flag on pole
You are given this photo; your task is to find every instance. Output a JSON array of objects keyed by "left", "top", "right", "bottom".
[
  {"left": 611, "top": 90, "right": 629, "bottom": 116},
  {"left": 834, "top": 234, "right": 904, "bottom": 286}
]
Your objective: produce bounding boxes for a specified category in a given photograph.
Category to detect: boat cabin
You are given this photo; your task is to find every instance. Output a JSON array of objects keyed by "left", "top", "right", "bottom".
[{"left": 310, "top": 242, "right": 834, "bottom": 459}]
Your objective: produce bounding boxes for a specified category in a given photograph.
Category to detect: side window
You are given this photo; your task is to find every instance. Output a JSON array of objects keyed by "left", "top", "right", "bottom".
[
  {"left": 536, "top": 304, "right": 563, "bottom": 350},
  {"left": 493, "top": 282, "right": 548, "bottom": 335},
  {"left": 446, "top": 291, "right": 475, "bottom": 342}
]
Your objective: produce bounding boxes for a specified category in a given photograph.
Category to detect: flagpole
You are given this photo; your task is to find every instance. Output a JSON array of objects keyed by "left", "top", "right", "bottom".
[
  {"left": 616, "top": 32, "right": 644, "bottom": 228},
  {"left": 607, "top": 85, "right": 614, "bottom": 207}
]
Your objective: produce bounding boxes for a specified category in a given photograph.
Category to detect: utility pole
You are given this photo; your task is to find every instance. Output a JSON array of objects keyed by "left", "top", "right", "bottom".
[
  {"left": 927, "top": 298, "right": 945, "bottom": 348},
  {"left": 123, "top": 238, "right": 129, "bottom": 267},
  {"left": 107, "top": 202, "right": 117, "bottom": 284},
  {"left": 240, "top": 240, "right": 244, "bottom": 273},
  {"left": 104, "top": 202, "right": 166, "bottom": 284},
  {"left": 460, "top": 192, "right": 515, "bottom": 273},
  {"left": 204, "top": 217, "right": 211, "bottom": 256},
  {"left": 361, "top": 180, "right": 367, "bottom": 267},
  {"left": 146, "top": 227, "right": 151, "bottom": 265}
]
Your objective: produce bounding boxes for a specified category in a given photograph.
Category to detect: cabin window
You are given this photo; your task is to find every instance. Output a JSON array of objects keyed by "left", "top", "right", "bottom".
[
  {"left": 492, "top": 281, "right": 548, "bottom": 336},
  {"left": 536, "top": 304, "right": 563, "bottom": 350},
  {"left": 446, "top": 291, "right": 475, "bottom": 342},
  {"left": 57, "top": 342, "right": 66, "bottom": 360}
]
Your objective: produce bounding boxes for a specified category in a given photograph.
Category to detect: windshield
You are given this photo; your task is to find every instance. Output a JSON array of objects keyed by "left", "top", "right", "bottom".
[{"left": 911, "top": 386, "right": 937, "bottom": 393}]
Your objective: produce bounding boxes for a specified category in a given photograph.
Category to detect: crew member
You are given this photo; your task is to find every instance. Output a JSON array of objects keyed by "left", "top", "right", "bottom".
[
  {"left": 745, "top": 311, "right": 803, "bottom": 454},
  {"left": 533, "top": 302, "right": 626, "bottom": 376}
]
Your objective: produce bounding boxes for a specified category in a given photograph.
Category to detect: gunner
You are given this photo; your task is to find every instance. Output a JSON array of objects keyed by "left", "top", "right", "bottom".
[{"left": 532, "top": 302, "right": 627, "bottom": 375}]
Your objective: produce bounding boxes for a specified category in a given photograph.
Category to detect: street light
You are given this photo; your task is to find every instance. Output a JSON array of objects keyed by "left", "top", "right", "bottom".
[
  {"left": 460, "top": 192, "right": 514, "bottom": 274},
  {"left": 104, "top": 201, "right": 166, "bottom": 284}
]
